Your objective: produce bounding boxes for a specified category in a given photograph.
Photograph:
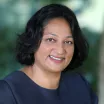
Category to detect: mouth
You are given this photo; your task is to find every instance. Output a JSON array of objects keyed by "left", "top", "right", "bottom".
[{"left": 49, "top": 55, "right": 65, "bottom": 63}]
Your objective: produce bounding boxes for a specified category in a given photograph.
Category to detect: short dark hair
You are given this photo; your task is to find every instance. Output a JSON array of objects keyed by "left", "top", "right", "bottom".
[{"left": 16, "top": 4, "right": 89, "bottom": 71}]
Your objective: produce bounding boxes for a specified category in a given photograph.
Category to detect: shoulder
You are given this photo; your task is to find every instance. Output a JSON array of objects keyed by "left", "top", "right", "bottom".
[
  {"left": 0, "top": 71, "right": 25, "bottom": 104},
  {"left": 0, "top": 80, "right": 16, "bottom": 104},
  {"left": 61, "top": 72, "right": 86, "bottom": 84},
  {"left": 61, "top": 72, "right": 90, "bottom": 93},
  {"left": 0, "top": 80, "right": 12, "bottom": 96},
  {"left": 61, "top": 72, "right": 94, "bottom": 94},
  {"left": 61, "top": 72, "right": 98, "bottom": 104},
  {"left": 0, "top": 71, "right": 29, "bottom": 104},
  {"left": 62, "top": 72, "right": 91, "bottom": 88}
]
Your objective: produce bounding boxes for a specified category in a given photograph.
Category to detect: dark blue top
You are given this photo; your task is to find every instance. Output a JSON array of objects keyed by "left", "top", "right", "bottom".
[{"left": 0, "top": 71, "right": 98, "bottom": 104}]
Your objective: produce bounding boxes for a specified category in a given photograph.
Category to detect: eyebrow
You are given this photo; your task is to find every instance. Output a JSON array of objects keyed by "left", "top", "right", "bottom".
[
  {"left": 48, "top": 33, "right": 57, "bottom": 36},
  {"left": 66, "top": 35, "right": 73, "bottom": 38},
  {"left": 47, "top": 33, "right": 73, "bottom": 38}
]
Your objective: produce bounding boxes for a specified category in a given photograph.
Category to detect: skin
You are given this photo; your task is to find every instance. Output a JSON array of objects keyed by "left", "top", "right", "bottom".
[{"left": 22, "top": 18, "right": 74, "bottom": 89}]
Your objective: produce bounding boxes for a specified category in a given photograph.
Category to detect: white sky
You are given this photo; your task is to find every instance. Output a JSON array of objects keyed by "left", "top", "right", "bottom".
[{"left": 64, "top": 0, "right": 104, "bottom": 33}]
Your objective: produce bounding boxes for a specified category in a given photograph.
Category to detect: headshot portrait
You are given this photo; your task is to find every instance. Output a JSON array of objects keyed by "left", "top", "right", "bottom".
[{"left": 0, "top": 4, "right": 98, "bottom": 104}]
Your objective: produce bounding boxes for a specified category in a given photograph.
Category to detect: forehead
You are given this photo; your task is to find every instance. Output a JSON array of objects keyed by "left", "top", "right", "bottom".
[
  {"left": 43, "top": 18, "right": 72, "bottom": 37},
  {"left": 44, "top": 17, "right": 70, "bottom": 27}
]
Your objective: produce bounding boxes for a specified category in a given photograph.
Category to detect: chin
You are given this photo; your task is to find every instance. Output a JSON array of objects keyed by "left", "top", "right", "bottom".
[{"left": 47, "top": 67, "right": 64, "bottom": 73}]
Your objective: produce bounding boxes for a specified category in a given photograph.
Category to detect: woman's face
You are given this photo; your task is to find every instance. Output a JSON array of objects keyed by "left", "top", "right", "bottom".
[{"left": 34, "top": 18, "right": 74, "bottom": 73}]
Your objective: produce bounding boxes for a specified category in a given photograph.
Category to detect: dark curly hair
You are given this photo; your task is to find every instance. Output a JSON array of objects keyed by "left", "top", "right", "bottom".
[{"left": 16, "top": 4, "right": 89, "bottom": 71}]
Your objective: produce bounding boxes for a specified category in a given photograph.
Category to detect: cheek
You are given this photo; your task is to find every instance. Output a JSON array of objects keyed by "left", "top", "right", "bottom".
[
  {"left": 38, "top": 44, "right": 53, "bottom": 56},
  {"left": 66, "top": 47, "right": 74, "bottom": 57}
]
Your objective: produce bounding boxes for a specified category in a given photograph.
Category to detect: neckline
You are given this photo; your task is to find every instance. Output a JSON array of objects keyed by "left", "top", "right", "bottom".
[
  {"left": 16, "top": 71, "right": 60, "bottom": 100},
  {"left": 18, "top": 71, "right": 59, "bottom": 91}
]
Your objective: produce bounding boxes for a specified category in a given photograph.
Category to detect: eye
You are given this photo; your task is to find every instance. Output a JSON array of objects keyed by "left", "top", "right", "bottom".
[
  {"left": 46, "top": 38, "right": 56, "bottom": 42},
  {"left": 64, "top": 41, "right": 73, "bottom": 45}
]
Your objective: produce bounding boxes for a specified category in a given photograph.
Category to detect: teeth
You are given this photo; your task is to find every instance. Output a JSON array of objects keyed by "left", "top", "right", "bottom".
[{"left": 50, "top": 55, "right": 62, "bottom": 61}]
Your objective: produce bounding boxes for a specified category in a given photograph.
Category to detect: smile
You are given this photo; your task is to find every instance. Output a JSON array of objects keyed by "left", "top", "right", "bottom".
[{"left": 49, "top": 55, "right": 64, "bottom": 61}]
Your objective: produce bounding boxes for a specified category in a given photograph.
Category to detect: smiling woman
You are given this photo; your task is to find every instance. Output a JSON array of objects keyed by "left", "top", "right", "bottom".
[
  {"left": 34, "top": 18, "right": 74, "bottom": 74},
  {"left": 0, "top": 4, "right": 98, "bottom": 104}
]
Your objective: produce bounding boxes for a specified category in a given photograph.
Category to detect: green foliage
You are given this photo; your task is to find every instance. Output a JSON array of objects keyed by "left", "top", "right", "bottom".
[
  {"left": 80, "top": 28, "right": 100, "bottom": 92},
  {"left": 41, "top": 0, "right": 68, "bottom": 4}
]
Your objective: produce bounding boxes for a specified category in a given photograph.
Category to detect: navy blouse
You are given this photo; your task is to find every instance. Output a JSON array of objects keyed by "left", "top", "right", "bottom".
[{"left": 0, "top": 71, "right": 98, "bottom": 104}]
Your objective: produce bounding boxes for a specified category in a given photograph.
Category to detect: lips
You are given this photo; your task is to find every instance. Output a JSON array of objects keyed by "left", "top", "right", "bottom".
[{"left": 49, "top": 55, "right": 65, "bottom": 61}]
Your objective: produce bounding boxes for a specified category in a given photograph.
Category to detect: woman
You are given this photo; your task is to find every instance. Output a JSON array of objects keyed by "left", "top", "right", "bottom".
[{"left": 0, "top": 4, "right": 98, "bottom": 104}]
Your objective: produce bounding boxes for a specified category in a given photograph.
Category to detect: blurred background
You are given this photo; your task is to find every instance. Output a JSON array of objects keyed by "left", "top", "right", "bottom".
[{"left": 0, "top": 0, "right": 104, "bottom": 103}]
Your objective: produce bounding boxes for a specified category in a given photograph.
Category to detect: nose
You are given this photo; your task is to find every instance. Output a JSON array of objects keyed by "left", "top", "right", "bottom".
[{"left": 56, "top": 42, "right": 65, "bottom": 55}]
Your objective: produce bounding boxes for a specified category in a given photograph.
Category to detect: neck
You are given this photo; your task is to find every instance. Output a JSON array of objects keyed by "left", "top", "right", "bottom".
[{"left": 21, "top": 66, "right": 61, "bottom": 89}]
